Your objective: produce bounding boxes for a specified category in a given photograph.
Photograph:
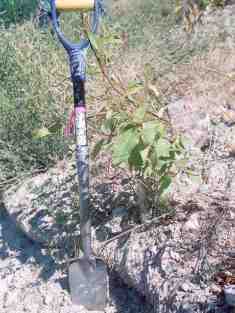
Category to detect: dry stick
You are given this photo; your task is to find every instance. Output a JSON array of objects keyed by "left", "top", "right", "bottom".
[
  {"left": 91, "top": 51, "right": 170, "bottom": 126},
  {"left": 91, "top": 46, "right": 125, "bottom": 97},
  {"left": 0, "top": 168, "right": 47, "bottom": 188},
  {"left": 83, "top": 18, "right": 172, "bottom": 126},
  {"left": 149, "top": 111, "right": 170, "bottom": 125},
  {"left": 202, "top": 66, "right": 235, "bottom": 80},
  {"left": 100, "top": 210, "right": 174, "bottom": 248},
  {"left": 0, "top": 177, "right": 18, "bottom": 187},
  {"left": 81, "top": 15, "right": 125, "bottom": 97},
  {"left": 90, "top": 40, "right": 127, "bottom": 94},
  {"left": 66, "top": 211, "right": 175, "bottom": 264}
]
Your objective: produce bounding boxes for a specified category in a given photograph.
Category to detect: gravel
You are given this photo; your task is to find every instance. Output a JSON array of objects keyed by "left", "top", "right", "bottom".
[{"left": 0, "top": 208, "right": 153, "bottom": 313}]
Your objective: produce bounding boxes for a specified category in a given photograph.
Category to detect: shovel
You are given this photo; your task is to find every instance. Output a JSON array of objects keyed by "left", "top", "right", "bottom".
[{"left": 49, "top": 0, "right": 108, "bottom": 310}]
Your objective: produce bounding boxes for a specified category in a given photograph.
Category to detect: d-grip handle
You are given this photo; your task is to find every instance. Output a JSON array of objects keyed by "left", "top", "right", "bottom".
[
  {"left": 56, "top": 0, "right": 94, "bottom": 11},
  {"left": 50, "top": 0, "right": 88, "bottom": 51},
  {"left": 50, "top": 0, "right": 102, "bottom": 52}
]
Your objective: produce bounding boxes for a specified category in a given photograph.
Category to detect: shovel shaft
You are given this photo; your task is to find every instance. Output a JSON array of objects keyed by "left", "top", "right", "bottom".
[
  {"left": 76, "top": 143, "right": 92, "bottom": 259},
  {"left": 73, "top": 76, "right": 92, "bottom": 259},
  {"left": 49, "top": 2, "right": 108, "bottom": 309}
]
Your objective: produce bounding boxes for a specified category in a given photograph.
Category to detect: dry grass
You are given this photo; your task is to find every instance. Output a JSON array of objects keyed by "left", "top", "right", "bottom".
[
  {"left": 106, "top": 0, "right": 142, "bottom": 16},
  {"left": 164, "top": 47, "right": 235, "bottom": 121},
  {"left": 1, "top": 1, "right": 235, "bottom": 182}
]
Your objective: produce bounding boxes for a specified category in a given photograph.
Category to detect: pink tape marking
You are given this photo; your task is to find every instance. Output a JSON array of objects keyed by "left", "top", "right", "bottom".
[
  {"left": 75, "top": 106, "right": 86, "bottom": 113},
  {"left": 64, "top": 106, "right": 86, "bottom": 137},
  {"left": 64, "top": 109, "right": 75, "bottom": 137}
]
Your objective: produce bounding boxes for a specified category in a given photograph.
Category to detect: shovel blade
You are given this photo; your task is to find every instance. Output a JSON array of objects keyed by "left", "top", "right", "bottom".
[{"left": 69, "top": 258, "right": 108, "bottom": 311}]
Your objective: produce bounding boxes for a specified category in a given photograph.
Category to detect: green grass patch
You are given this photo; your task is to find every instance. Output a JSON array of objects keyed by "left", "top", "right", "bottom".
[
  {"left": 0, "top": 0, "right": 38, "bottom": 27},
  {"left": 0, "top": 23, "right": 71, "bottom": 180}
]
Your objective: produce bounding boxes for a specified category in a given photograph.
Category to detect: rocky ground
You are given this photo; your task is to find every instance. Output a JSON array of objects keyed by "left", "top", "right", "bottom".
[
  {"left": 1, "top": 4, "right": 235, "bottom": 313},
  {"left": 0, "top": 207, "right": 154, "bottom": 313},
  {"left": 1, "top": 157, "right": 234, "bottom": 313}
]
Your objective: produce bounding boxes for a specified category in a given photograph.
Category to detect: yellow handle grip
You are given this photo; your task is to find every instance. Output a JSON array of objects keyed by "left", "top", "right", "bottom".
[{"left": 56, "top": 0, "right": 94, "bottom": 11}]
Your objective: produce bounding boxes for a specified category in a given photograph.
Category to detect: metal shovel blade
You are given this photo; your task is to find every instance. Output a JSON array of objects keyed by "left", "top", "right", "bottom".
[{"left": 69, "top": 257, "right": 108, "bottom": 310}]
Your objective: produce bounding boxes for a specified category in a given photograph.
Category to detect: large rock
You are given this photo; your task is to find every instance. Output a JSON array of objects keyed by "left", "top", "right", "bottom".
[
  {"left": 3, "top": 101, "right": 235, "bottom": 312},
  {"left": 95, "top": 209, "right": 234, "bottom": 313},
  {"left": 3, "top": 93, "right": 235, "bottom": 313},
  {"left": 3, "top": 162, "right": 78, "bottom": 247},
  {"left": 2, "top": 156, "right": 234, "bottom": 313}
]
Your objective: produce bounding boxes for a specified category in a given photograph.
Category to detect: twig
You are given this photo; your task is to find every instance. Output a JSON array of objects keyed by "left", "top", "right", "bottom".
[
  {"left": 0, "top": 177, "right": 18, "bottom": 187},
  {"left": 202, "top": 66, "right": 235, "bottom": 80},
  {"left": 148, "top": 110, "right": 170, "bottom": 124},
  {"left": 99, "top": 211, "right": 174, "bottom": 253},
  {"left": 60, "top": 211, "right": 175, "bottom": 265},
  {"left": 81, "top": 15, "right": 126, "bottom": 97},
  {"left": 91, "top": 46, "right": 125, "bottom": 96},
  {"left": 0, "top": 168, "right": 47, "bottom": 188}
]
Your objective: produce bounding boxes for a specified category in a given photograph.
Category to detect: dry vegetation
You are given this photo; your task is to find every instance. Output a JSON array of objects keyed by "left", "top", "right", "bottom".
[
  {"left": 0, "top": 3, "right": 234, "bottom": 311},
  {"left": 1, "top": 1, "right": 235, "bottom": 214}
]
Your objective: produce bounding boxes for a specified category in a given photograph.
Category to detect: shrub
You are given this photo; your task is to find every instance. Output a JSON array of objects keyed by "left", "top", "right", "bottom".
[
  {"left": 93, "top": 102, "right": 184, "bottom": 217},
  {"left": 0, "top": 0, "right": 38, "bottom": 27}
]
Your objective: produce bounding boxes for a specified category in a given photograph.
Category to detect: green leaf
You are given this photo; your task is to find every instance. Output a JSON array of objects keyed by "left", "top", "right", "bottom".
[
  {"left": 189, "top": 174, "right": 202, "bottom": 185},
  {"left": 32, "top": 127, "right": 51, "bottom": 139},
  {"left": 133, "top": 106, "right": 146, "bottom": 124},
  {"left": 142, "top": 121, "right": 158, "bottom": 145},
  {"left": 155, "top": 138, "right": 171, "bottom": 158},
  {"left": 88, "top": 32, "right": 98, "bottom": 50},
  {"left": 157, "top": 123, "right": 166, "bottom": 137},
  {"left": 126, "top": 82, "right": 144, "bottom": 96},
  {"left": 159, "top": 176, "right": 172, "bottom": 196},
  {"left": 180, "top": 135, "right": 193, "bottom": 149},
  {"left": 169, "top": 150, "right": 176, "bottom": 160},
  {"left": 159, "top": 162, "right": 169, "bottom": 176},
  {"left": 101, "top": 118, "right": 115, "bottom": 135},
  {"left": 92, "top": 139, "right": 106, "bottom": 159},
  {"left": 48, "top": 121, "right": 63, "bottom": 134},
  {"left": 120, "top": 122, "right": 136, "bottom": 132},
  {"left": 149, "top": 145, "right": 158, "bottom": 169},
  {"left": 143, "top": 164, "right": 153, "bottom": 177},
  {"left": 112, "top": 128, "right": 139, "bottom": 165},
  {"left": 128, "top": 142, "right": 145, "bottom": 170},
  {"left": 140, "top": 146, "right": 150, "bottom": 163},
  {"left": 88, "top": 32, "right": 103, "bottom": 51}
]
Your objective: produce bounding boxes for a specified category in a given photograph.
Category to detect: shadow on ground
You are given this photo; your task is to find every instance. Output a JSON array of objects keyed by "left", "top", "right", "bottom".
[{"left": 0, "top": 207, "right": 56, "bottom": 280}]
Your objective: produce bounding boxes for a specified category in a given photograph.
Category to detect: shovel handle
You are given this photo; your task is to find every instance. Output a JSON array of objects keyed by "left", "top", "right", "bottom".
[
  {"left": 50, "top": 0, "right": 102, "bottom": 51},
  {"left": 49, "top": 0, "right": 104, "bottom": 259},
  {"left": 56, "top": 0, "right": 94, "bottom": 11}
]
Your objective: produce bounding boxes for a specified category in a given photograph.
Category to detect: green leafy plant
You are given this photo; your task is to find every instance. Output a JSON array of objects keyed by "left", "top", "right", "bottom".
[
  {"left": 86, "top": 23, "right": 185, "bottom": 219},
  {"left": 93, "top": 105, "right": 184, "bottom": 219}
]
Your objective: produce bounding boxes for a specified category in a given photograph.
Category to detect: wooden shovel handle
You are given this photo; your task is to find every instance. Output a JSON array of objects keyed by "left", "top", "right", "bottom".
[{"left": 56, "top": 0, "right": 94, "bottom": 11}]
